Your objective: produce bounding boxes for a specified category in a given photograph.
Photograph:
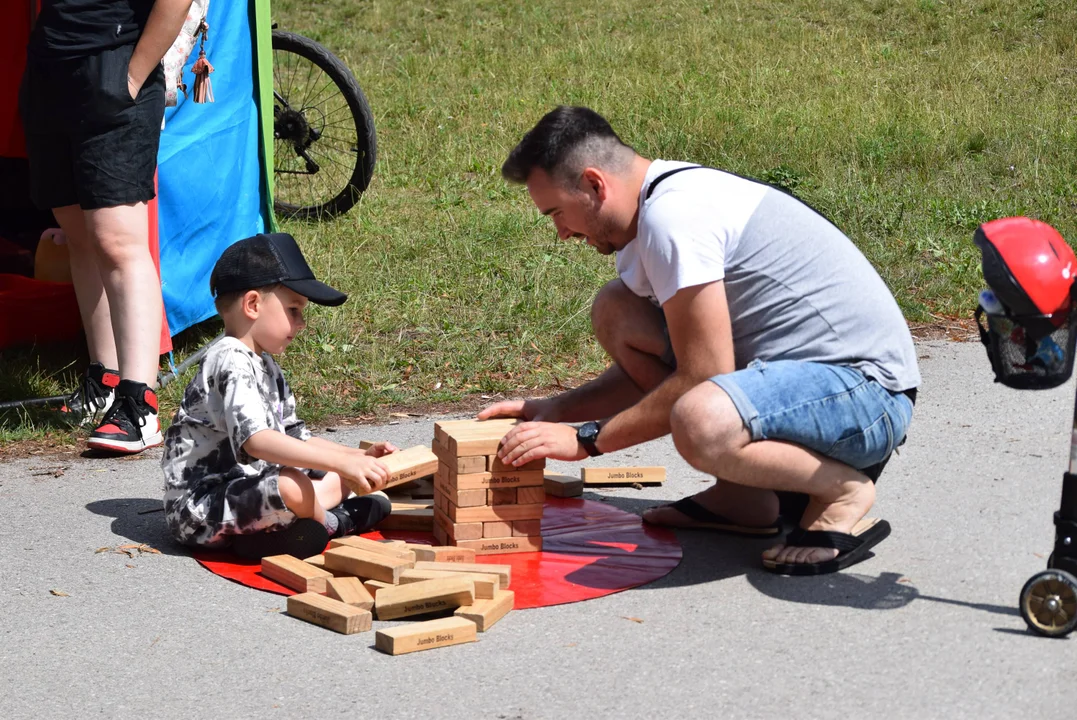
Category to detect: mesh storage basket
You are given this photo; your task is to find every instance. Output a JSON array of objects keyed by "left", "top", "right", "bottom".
[{"left": 976, "top": 306, "right": 1077, "bottom": 390}]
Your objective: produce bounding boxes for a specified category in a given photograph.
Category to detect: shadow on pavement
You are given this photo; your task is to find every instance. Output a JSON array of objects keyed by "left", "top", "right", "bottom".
[{"left": 85, "top": 497, "right": 187, "bottom": 557}]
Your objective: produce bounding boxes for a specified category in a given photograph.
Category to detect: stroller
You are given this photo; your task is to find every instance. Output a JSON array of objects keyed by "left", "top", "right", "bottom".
[{"left": 975, "top": 217, "right": 1077, "bottom": 638}]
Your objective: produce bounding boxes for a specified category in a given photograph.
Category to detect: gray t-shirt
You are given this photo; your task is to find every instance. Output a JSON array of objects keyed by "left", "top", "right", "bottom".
[
  {"left": 161, "top": 337, "right": 311, "bottom": 532},
  {"left": 616, "top": 160, "right": 920, "bottom": 392}
]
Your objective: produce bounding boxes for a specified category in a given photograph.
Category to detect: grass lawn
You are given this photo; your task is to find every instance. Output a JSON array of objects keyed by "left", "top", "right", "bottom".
[{"left": 2, "top": 0, "right": 1075, "bottom": 446}]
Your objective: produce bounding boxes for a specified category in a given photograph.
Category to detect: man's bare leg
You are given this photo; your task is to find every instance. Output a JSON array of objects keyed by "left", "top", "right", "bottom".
[
  {"left": 53, "top": 205, "right": 118, "bottom": 369},
  {"left": 669, "top": 381, "right": 876, "bottom": 566},
  {"left": 84, "top": 203, "right": 162, "bottom": 386},
  {"left": 592, "top": 279, "right": 780, "bottom": 528}
]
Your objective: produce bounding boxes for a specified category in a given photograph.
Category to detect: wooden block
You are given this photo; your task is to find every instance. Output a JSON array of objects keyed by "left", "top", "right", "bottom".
[
  {"left": 323, "top": 546, "right": 414, "bottom": 583},
  {"left": 453, "top": 535, "right": 543, "bottom": 555},
  {"left": 406, "top": 477, "right": 435, "bottom": 499},
  {"left": 404, "top": 545, "right": 477, "bottom": 563},
  {"left": 516, "top": 485, "right": 546, "bottom": 505},
  {"left": 378, "top": 445, "right": 439, "bottom": 488},
  {"left": 448, "top": 502, "right": 544, "bottom": 524},
  {"left": 375, "top": 507, "right": 434, "bottom": 532},
  {"left": 581, "top": 466, "right": 665, "bottom": 486},
  {"left": 434, "top": 418, "right": 519, "bottom": 444},
  {"left": 374, "top": 576, "right": 475, "bottom": 620},
  {"left": 483, "top": 520, "right": 513, "bottom": 538},
  {"left": 375, "top": 616, "right": 477, "bottom": 656},
  {"left": 413, "top": 560, "right": 511, "bottom": 588},
  {"left": 488, "top": 454, "right": 545, "bottom": 472},
  {"left": 455, "top": 589, "right": 514, "bottom": 631},
  {"left": 487, "top": 488, "right": 516, "bottom": 505},
  {"left": 400, "top": 568, "right": 498, "bottom": 599},
  {"left": 513, "top": 519, "right": 541, "bottom": 537},
  {"left": 544, "top": 473, "right": 583, "bottom": 498},
  {"left": 358, "top": 440, "right": 375, "bottom": 450},
  {"left": 432, "top": 438, "right": 487, "bottom": 474},
  {"left": 363, "top": 579, "right": 393, "bottom": 597},
  {"left": 303, "top": 554, "right": 326, "bottom": 569},
  {"left": 287, "top": 592, "right": 372, "bottom": 634},
  {"left": 325, "top": 576, "right": 375, "bottom": 610},
  {"left": 434, "top": 507, "right": 484, "bottom": 541},
  {"left": 329, "top": 535, "right": 416, "bottom": 562},
  {"left": 386, "top": 499, "right": 434, "bottom": 511},
  {"left": 444, "top": 486, "right": 488, "bottom": 508},
  {"left": 261, "top": 554, "right": 333, "bottom": 594},
  {"left": 432, "top": 524, "right": 448, "bottom": 546}
]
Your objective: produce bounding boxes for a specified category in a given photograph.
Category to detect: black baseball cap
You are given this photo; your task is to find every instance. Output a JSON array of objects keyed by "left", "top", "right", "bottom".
[{"left": 210, "top": 233, "right": 347, "bottom": 306}]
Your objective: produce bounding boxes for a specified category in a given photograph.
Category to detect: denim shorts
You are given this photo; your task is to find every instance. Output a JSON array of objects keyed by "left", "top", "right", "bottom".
[{"left": 708, "top": 360, "right": 915, "bottom": 471}]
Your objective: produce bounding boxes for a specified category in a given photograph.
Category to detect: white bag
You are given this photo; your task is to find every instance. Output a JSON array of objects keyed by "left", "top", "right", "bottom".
[{"left": 162, "top": 0, "right": 210, "bottom": 107}]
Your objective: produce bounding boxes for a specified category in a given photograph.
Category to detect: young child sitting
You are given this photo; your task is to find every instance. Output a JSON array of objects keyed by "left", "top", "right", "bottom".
[{"left": 162, "top": 232, "right": 394, "bottom": 558}]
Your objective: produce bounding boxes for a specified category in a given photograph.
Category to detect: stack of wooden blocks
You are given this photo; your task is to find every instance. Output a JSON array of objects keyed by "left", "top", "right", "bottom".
[
  {"left": 262, "top": 536, "right": 515, "bottom": 655},
  {"left": 431, "top": 419, "right": 546, "bottom": 555}
]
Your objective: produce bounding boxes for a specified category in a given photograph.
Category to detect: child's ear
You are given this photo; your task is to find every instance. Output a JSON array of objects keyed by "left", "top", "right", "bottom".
[{"left": 241, "top": 290, "right": 261, "bottom": 319}]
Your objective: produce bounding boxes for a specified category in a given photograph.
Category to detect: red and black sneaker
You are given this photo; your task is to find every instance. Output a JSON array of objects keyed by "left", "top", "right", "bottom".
[
  {"left": 86, "top": 380, "right": 163, "bottom": 454},
  {"left": 61, "top": 362, "right": 119, "bottom": 427}
]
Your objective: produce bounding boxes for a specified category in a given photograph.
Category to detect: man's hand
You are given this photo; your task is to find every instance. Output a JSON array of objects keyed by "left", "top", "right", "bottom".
[
  {"left": 362, "top": 441, "right": 398, "bottom": 458},
  {"left": 336, "top": 449, "right": 390, "bottom": 495},
  {"left": 478, "top": 398, "right": 554, "bottom": 422},
  {"left": 497, "top": 421, "right": 587, "bottom": 466}
]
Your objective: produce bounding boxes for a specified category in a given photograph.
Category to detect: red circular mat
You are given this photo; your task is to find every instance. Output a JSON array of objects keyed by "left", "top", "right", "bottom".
[{"left": 193, "top": 497, "right": 682, "bottom": 609}]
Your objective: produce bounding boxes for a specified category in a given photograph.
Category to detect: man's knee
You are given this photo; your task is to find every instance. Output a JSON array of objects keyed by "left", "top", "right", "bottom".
[{"left": 670, "top": 382, "right": 745, "bottom": 467}]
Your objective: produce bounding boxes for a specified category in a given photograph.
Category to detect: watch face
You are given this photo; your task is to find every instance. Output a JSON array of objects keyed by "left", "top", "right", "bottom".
[{"left": 579, "top": 422, "right": 600, "bottom": 443}]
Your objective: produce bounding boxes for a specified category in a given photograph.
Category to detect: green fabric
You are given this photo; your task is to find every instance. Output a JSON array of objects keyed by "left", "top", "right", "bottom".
[{"left": 251, "top": 0, "right": 277, "bottom": 231}]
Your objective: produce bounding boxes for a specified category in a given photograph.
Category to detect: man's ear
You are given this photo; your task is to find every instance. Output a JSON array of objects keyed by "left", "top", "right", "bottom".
[
  {"left": 580, "top": 167, "right": 608, "bottom": 202},
  {"left": 241, "top": 290, "right": 262, "bottom": 320}
]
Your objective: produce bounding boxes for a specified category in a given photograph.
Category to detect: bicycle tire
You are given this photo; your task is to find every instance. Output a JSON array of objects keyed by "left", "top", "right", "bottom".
[{"left": 271, "top": 30, "right": 377, "bottom": 219}]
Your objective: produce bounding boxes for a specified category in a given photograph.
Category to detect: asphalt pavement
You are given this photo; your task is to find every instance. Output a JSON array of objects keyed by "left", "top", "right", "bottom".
[{"left": 1, "top": 340, "right": 1074, "bottom": 718}]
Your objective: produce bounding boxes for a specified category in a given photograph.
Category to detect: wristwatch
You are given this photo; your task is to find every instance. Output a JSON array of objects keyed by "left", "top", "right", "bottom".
[{"left": 576, "top": 421, "right": 604, "bottom": 457}]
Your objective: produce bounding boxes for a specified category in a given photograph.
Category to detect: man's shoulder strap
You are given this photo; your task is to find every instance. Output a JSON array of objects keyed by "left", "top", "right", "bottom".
[{"left": 644, "top": 165, "right": 714, "bottom": 201}]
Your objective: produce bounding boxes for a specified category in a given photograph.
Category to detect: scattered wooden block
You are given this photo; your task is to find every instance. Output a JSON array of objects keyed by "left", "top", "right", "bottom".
[
  {"left": 487, "top": 487, "right": 516, "bottom": 505},
  {"left": 325, "top": 576, "right": 375, "bottom": 610},
  {"left": 516, "top": 485, "right": 546, "bottom": 505},
  {"left": 385, "top": 499, "right": 434, "bottom": 511},
  {"left": 358, "top": 440, "right": 375, "bottom": 450},
  {"left": 303, "top": 554, "right": 327, "bottom": 569},
  {"left": 374, "top": 507, "right": 434, "bottom": 532},
  {"left": 512, "top": 519, "right": 541, "bottom": 537},
  {"left": 400, "top": 568, "right": 498, "bottom": 599},
  {"left": 406, "top": 477, "right": 435, "bottom": 499},
  {"left": 378, "top": 445, "right": 439, "bottom": 488},
  {"left": 404, "top": 545, "right": 477, "bottom": 563},
  {"left": 363, "top": 579, "right": 393, "bottom": 597},
  {"left": 375, "top": 616, "right": 477, "bottom": 655},
  {"left": 544, "top": 473, "right": 583, "bottom": 497},
  {"left": 581, "top": 466, "right": 665, "bottom": 486},
  {"left": 483, "top": 520, "right": 513, "bottom": 538},
  {"left": 455, "top": 589, "right": 515, "bottom": 631},
  {"left": 447, "top": 502, "right": 544, "bottom": 524},
  {"left": 374, "top": 576, "right": 476, "bottom": 620},
  {"left": 287, "top": 592, "right": 372, "bottom": 634},
  {"left": 413, "top": 560, "right": 511, "bottom": 588},
  {"left": 433, "top": 507, "right": 484, "bottom": 541},
  {"left": 453, "top": 535, "right": 542, "bottom": 555},
  {"left": 488, "top": 454, "right": 545, "bottom": 472},
  {"left": 329, "top": 535, "right": 416, "bottom": 562},
  {"left": 261, "top": 554, "right": 333, "bottom": 594},
  {"left": 432, "top": 438, "right": 487, "bottom": 474},
  {"left": 323, "top": 546, "right": 414, "bottom": 583}
]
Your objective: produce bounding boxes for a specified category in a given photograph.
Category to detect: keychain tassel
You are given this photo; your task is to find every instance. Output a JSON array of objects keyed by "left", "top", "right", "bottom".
[{"left": 190, "top": 19, "right": 215, "bottom": 104}]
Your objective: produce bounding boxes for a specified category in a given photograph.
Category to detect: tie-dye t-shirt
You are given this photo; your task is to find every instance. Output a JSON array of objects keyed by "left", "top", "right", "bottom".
[{"left": 161, "top": 337, "right": 311, "bottom": 544}]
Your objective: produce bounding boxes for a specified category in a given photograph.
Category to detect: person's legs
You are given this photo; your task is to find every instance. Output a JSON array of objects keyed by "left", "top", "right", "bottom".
[
  {"left": 83, "top": 203, "right": 162, "bottom": 386},
  {"left": 592, "top": 279, "right": 781, "bottom": 527},
  {"left": 668, "top": 360, "right": 913, "bottom": 569},
  {"left": 278, "top": 467, "right": 329, "bottom": 524},
  {"left": 278, "top": 469, "right": 391, "bottom": 537}
]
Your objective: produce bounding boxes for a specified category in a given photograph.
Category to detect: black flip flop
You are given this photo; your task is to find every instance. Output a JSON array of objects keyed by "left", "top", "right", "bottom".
[
  {"left": 762, "top": 518, "right": 891, "bottom": 576},
  {"left": 645, "top": 496, "right": 782, "bottom": 537},
  {"left": 231, "top": 518, "right": 330, "bottom": 560}
]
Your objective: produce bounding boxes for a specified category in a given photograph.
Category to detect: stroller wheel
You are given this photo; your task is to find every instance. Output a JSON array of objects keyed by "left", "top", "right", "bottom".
[{"left": 1019, "top": 569, "right": 1077, "bottom": 638}]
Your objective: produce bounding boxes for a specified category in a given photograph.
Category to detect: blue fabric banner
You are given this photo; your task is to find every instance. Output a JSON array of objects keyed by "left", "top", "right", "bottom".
[{"left": 158, "top": 0, "right": 268, "bottom": 335}]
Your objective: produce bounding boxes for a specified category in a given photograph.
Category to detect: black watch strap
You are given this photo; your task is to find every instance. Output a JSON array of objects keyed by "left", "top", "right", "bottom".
[{"left": 577, "top": 421, "right": 604, "bottom": 457}]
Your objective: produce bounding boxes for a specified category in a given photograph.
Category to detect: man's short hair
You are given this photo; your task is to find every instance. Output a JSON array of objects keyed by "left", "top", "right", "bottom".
[{"left": 502, "top": 106, "right": 636, "bottom": 187}]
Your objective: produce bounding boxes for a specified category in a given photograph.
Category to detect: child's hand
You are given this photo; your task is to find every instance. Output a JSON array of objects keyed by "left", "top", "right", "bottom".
[
  {"left": 363, "top": 441, "right": 398, "bottom": 458},
  {"left": 338, "top": 451, "right": 390, "bottom": 495}
]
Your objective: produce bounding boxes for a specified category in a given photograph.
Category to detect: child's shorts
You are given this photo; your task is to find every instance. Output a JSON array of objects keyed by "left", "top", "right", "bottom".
[
  {"left": 166, "top": 469, "right": 298, "bottom": 549},
  {"left": 18, "top": 43, "right": 165, "bottom": 210}
]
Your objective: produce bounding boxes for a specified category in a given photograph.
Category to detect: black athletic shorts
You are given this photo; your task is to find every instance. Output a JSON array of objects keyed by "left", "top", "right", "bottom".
[{"left": 18, "top": 43, "right": 165, "bottom": 211}]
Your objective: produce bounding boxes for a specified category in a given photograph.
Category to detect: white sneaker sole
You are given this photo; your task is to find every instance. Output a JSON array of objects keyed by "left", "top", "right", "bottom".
[{"left": 86, "top": 431, "right": 163, "bottom": 454}]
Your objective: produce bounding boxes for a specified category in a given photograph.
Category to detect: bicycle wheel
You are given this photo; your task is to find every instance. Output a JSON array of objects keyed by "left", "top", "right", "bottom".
[{"left": 272, "top": 30, "right": 376, "bottom": 219}]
